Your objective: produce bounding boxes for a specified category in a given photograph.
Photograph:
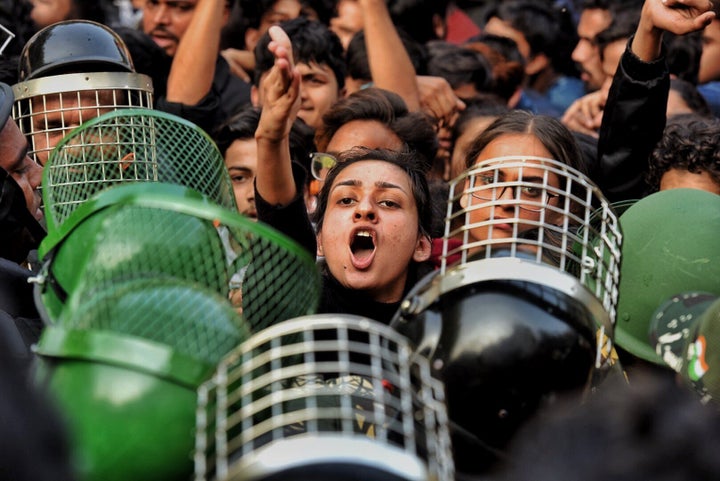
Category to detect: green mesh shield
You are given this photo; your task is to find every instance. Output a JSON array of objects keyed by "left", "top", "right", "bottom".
[
  {"left": 41, "top": 183, "right": 321, "bottom": 342},
  {"left": 42, "top": 108, "right": 236, "bottom": 234}
]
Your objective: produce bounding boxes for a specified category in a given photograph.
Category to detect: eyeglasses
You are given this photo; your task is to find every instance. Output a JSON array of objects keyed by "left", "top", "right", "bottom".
[
  {"left": 470, "top": 175, "right": 559, "bottom": 212},
  {"left": 310, "top": 152, "right": 337, "bottom": 181}
]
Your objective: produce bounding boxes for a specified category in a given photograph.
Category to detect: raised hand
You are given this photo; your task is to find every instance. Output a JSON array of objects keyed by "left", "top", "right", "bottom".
[
  {"left": 256, "top": 26, "right": 301, "bottom": 143},
  {"left": 646, "top": 0, "right": 715, "bottom": 34},
  {"left": 633, "top": 0, "right": 716, "bottom": 61}
]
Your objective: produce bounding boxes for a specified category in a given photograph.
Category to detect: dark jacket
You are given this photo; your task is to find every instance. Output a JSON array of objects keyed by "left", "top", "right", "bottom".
[
  {"left": 597, "top": 38, "right": 669, "bottom": 203},
  {"left": 156, "top": 56, "right": 251, "bottom": 135}
]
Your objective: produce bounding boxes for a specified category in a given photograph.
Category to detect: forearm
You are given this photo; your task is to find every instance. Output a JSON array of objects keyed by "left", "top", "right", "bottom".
[
  {"left": 166, "top": 0, "right": 224, "bottom": 104},
  {"left": 597, "top": 39, "right": 669, "bottom": 202},
  {"left": 631, "top": 2, "right": 664, "bottom": 62},
  {"left": 255, "top": 135, "right": 297, "bottom": 206},
  {"left": 360, "top": 0, "right": 420, "bottom": 111}
]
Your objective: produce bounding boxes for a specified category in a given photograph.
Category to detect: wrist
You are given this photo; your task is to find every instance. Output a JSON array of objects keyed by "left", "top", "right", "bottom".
[{"left": 631, "top": 20, "right": 663, "bottom": 62}]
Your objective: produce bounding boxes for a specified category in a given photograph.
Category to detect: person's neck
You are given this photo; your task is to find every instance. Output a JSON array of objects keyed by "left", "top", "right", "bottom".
[{"left": 528, "top": 67, "right": 558, "bottom": 94}]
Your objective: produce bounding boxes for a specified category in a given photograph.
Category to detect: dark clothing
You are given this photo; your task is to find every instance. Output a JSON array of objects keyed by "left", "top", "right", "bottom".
[
  {"left": 698, "top": 81, "right": 720, "bottom": 118},
  {"left": 116, "top": 28, "right": 251, "bottom": 134},
  {"left": 212, "top": 55, "right": 252, "bottom": 125},
  {"left": 597, "top": 38, "right": 669, "bottom": 203},
  {"left": 156, "top": 56, "right": 251, "bottom": 135},
  {"left": 255, "top": 164, "right": 432, "bottom": 325},
  {"left": 0, "top": 258, "right": 43, "bottom": 365},
  {"left": 255, "top": 162, "right": 317, "bottom": 255},
  {"left": 0, "top": 171, "right": 44, "bottom": 363}
]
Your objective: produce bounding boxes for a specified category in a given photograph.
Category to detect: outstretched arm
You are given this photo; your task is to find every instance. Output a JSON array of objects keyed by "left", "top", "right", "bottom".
[
  {"left": 166, "top": 0, "right": 226, "bottom": 104},
  {"left": 255, "top": 26, "right": 302, "bottom": 207},
  {"left": 360, "top": 0, "right": 421, "bottom": 111},
  {"left": 597, "top": 0, "right": 715, "bottom": 202}
]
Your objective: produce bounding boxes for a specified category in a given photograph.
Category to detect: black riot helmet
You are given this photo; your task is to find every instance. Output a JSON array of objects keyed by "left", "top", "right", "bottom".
[
  {"left": 11, "top": 20, "right": 153, "bottom": 165},
  {"left": 18, "top": 20, "right": 135, "bottom": 81}
]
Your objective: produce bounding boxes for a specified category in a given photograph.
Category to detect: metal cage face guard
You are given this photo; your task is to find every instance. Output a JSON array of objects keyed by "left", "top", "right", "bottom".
[
  {"left": 443, "top": 156, "right": 623, "bottom": 329},
  {"left": 39, "top": 108, "right": 236, "bottom": 234},
  {"left": 12, "top": 72, "right": 154, "bottom": 165},
  {"left": 0, "top": 23, "right": 14, "bottom": 56},
  {"left": 37, "top": 183, "right": 321, "bottom": 334},
  {"left": 195, "top": 315, "right": 454, "bottom": 481}
]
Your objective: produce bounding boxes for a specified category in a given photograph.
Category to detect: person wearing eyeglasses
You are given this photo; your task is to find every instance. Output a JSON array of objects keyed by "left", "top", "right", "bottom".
[
  {"left": 309, "top": 86, "right": 438, "bottom": 180},
  {"left": 459, "top": 109, "right": 589, "bottom": 247}
]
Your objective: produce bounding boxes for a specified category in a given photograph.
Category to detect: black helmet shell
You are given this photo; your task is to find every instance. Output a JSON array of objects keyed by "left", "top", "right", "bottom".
[{"left": 19, "top": 20, "right": 135, "bottom": 81}]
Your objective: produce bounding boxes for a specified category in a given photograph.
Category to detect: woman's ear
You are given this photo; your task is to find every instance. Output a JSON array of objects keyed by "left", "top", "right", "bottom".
[
  {"left": 316, "top": 232, "right": 324, "bottom": 256},
  {"left": 413, "top": 234, "right": 432, "bottom": 262}
]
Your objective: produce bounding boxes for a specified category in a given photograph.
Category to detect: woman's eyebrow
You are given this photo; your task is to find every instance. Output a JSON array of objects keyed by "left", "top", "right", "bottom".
[
  {"left": 332, "top": 179, "right": 407, "bottom": 193},
  {"left": 517, "top": 175, "right": 548, "bottom": 183},
  {"left": 376, "top": 180, "right": 406, "bottom": 193}
]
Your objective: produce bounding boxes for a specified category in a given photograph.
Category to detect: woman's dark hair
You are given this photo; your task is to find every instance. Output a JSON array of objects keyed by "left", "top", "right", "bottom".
[
  {"left": 314, "top": 147, "right": 433, "bottom": 240},
  {"left": 465, "top": 109, "right": 586, "bottom": 175},
  {"left": 452, "top": 94, "right": 510, "bottom": 143},
  {"left": 668, "top": 78, "right": 712, "bottom": 118},
  {"left": 315, "top": 87, "right": 438, "bottom": 172},
  {"left": 484, "top": 0, "right": 579, "bottom": 77},
  {"left": 425, "top": 40, "right": 494, "bottom": 97}
]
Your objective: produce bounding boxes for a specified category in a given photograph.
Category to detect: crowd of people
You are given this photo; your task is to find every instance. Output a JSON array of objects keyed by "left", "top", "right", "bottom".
[{"left": 1, "top": 0, "right": 719, "bottom": 480}]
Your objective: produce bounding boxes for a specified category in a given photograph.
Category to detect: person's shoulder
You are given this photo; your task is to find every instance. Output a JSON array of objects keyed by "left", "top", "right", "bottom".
[{"left": 214, "top": 56, "right": 251, "bottom": 94}]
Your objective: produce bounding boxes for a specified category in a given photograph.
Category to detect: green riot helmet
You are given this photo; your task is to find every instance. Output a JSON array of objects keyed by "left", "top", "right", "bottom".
[
  {"left": 11, "top": 21, "right": 153, "bottom": 165},
  {"left": 36, "top": 182, "right": 320, "bottom": 330},
  {"left": 615, "top": 189, "right": 720, "bottom": 365},
  {"left": 35, "top": 280, "right": 249, "bottom": 481},
  {"left": 33, "top": 182, "right": 322, "bottom": 481},
  {"left": 650, "top": 293, "right": 720, "bottom": 407}
]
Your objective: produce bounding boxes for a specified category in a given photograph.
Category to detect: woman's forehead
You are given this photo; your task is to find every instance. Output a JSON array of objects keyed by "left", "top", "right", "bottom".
[
  {"left": 475, "top": 133, "right": 553, "bottom": 163},
  {"left": 331, "top": 159, "right": 411, "bottom": 187},
  {"left": 326, "top": 120, "right": 403, "bottom": 153}
]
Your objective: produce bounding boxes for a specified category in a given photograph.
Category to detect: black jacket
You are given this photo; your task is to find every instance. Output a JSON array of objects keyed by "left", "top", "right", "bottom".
[
  {"left": 597, "top": 38, "right": 669, "bottom": 203},
  {"left": 156, "top": 56, "right": 251, "bottom": 135}
]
